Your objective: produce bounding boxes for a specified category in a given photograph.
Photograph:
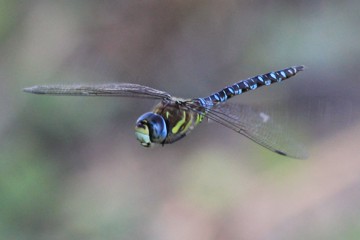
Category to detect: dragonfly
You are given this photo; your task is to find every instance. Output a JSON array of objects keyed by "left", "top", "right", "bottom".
[{"left": 24, "top": 65, "right": 307, "bottom": 159}]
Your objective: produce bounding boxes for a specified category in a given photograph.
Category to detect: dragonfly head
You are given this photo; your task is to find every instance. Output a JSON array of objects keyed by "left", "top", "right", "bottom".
[{"left": 135, "top": 112, "right": 167, "bottom": 147}]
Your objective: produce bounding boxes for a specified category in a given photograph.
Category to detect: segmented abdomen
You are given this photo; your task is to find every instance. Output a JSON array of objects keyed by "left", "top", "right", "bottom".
[{"left": 197, "top": 65, "right": 304, "bottom": 107}]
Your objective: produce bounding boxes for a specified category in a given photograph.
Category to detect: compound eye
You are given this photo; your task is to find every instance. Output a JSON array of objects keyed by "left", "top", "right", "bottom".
[{"left": 135, "top": 112, "right": 167, "bottom": 145}]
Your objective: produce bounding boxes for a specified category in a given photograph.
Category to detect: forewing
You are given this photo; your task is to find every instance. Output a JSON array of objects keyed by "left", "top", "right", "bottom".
[
  {"left": 205, "top": 102, "right": 308, "bottom": 159},
  {"left": 23, "top": 83, "right": 172, "bottom": 100}
]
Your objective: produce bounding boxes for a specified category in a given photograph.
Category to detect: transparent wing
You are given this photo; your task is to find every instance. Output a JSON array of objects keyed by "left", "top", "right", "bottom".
[
  {"left": 209, "top": 102, "right": 308, "bottom": 159},
  {"left": 184, "top": 101, "right": 307, "bottom": 159},
  {"left": 23, "top": 83, "right": 172, "bottom": 100}
]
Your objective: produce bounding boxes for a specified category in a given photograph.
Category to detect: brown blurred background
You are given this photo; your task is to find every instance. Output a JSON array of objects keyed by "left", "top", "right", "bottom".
[{"left": 1, "top": 0, "right": 360, "bottom": 239}]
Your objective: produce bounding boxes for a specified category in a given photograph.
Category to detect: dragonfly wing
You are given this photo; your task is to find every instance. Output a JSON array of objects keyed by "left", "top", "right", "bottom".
[
  {"left": 23, "top": 83, "right": 172, "bottom": 100},
  {"left": 205, "top": 102, "right": 308, "bottom": 159}
]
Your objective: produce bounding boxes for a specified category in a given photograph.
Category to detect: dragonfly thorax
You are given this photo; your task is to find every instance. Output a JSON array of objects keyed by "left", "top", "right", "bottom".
[{"left": 135, "top": 112, "right": 168, "bottom": 147}]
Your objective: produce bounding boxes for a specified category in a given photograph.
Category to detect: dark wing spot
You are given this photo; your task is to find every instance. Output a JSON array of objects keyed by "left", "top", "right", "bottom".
[{"left": 275, "top": 150, "right": 288, "bottom": 156}]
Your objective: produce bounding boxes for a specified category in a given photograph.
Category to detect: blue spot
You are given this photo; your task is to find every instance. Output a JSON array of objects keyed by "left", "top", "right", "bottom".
[
  {"left": 214, "top": 94, "right": 220, "bottom": 101},
  {"left": 233, "top": 84, "right": 242, "bottom": 95},
  {"left": 257, "top": 76, "right": 264, "bottom": 82},
  {"left": 280, "top": 71, "right": 286, "bottom": 78},
  {"left": 270, "top": 73, "right": 277, "bottom": 80},
  {"left": 204, "top": 97, "right": 214, "bottom": 106},
  {"left": 198, "top": 98, "right": 206, "bottom": 106},
  {"left": 228, "top": 87, "right": 235, "bottom": 94},
  {"left": 265, "top": 80, "right": 271, "bottom": 85},
  {"left": 221, "top": 90, "right": 227, "bottom": 101},
  {"left": 250, "top": 84, "right": 257, "bottom": 90}
]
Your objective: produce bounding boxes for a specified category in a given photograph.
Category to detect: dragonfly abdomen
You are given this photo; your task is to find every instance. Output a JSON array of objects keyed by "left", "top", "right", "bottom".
[{"left": 197, "top": 65, "right": 304, "bottom": 106}]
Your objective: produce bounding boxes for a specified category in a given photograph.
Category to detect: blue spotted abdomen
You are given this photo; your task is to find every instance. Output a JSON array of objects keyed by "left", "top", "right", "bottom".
[{"left": 197, "top": 65, "right": 304, "bottom": 106}]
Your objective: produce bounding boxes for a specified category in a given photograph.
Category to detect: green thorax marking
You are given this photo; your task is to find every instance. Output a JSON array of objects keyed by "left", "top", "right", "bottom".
[
  {"left": 152, "top": 100, "right": 204, "bottom": 144},
  {"left": 171, "top": 111, "right": 186, "bottom": 134}
]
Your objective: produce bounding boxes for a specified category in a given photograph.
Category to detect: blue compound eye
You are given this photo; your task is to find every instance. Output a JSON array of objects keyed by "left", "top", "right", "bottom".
[{"left": 135, "top": 112, "right": 167, "bottom": 146}]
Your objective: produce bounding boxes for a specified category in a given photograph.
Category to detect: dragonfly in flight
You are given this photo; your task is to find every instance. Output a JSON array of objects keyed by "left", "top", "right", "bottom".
[{"left": 24, "top": 65, "right": 307, "bottom": 158}]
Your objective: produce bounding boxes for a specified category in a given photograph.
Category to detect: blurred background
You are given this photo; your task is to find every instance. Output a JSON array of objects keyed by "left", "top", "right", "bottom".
[{"left": 1, "top": 0, "right": 360, "bottom": 239}]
